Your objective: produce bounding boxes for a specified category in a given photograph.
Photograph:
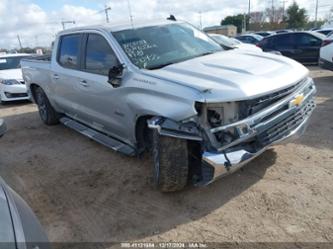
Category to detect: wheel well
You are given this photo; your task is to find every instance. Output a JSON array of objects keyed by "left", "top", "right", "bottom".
[
  {"left": 30, "top": 84, "right": 40, "bottom": 102},
  {"left": 135, "top": 115, "right": 153, "bottom": 153}
]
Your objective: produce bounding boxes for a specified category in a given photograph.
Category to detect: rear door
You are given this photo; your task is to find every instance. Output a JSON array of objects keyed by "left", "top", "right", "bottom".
[
  {"left": 273, "top": 34, "right": 299, "bottom": 60},
  {"left": 52, "top": 33, "right": 84, "bottom": 116},
  {"left": 294, "top": 33, "right": 322, "bottom": 63}
]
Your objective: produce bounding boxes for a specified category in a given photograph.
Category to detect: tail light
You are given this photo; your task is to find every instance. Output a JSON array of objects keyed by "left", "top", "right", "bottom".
[{"left": 322, "top": 40, "right": 333, "bottom": 47}]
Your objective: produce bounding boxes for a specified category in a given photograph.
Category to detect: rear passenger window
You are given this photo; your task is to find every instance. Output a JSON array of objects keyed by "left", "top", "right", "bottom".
[
  {"left": 58, "top": 34, "right": 81, "bottom": 69},
  {"left": 84, "top": 34, "right": 118, "bottom": 76},
  {"left": 275, "top": 34, "right": 295, "bottom": 49}
]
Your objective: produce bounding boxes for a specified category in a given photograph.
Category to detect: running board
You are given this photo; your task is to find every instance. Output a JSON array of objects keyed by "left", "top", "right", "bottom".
[{"left": 60, "top": 117, "right": 136, "bottom": 156}]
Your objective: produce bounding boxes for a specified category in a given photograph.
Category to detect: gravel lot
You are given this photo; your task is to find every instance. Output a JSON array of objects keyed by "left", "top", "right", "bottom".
[{"left": 0, "top": 67, "right": 332, "bottom": 244}]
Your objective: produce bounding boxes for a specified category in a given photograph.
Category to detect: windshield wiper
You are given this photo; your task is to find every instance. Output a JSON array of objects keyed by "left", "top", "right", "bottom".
[
  {"left": 147, "top": 62, "right": 175, "bottom": 70},
  {"left": 147, "top": 51, "right": 218, "bottom": 70}
]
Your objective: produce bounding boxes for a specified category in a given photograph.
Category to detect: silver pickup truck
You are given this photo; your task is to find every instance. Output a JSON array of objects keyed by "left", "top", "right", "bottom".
[{"left": 21, "top": 20, "right": 316, "bottom": 192}]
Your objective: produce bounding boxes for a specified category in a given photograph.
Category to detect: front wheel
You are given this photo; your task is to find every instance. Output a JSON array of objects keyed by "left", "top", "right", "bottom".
[
  {"left": 152, "top": 130, "right": 189, "bottom": 192},
  {"left": 34, "top": 87, "right": 60, "bottom": 125}
]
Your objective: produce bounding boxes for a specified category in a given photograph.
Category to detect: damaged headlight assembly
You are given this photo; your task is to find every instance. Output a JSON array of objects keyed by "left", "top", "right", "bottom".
[{"left": 200, "top": 102, "right": 256, "bottom": 150}]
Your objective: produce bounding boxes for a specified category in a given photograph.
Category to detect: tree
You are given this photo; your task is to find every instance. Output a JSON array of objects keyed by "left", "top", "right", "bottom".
[
  {"left": 265, "top": 7, "right": 285, "bottom": 24},
  {"left": 221, "top": 14, "right": 249, "bottom": 33},
  {"left": 286, "top": 1, "right": 308, "bottom": 29}
]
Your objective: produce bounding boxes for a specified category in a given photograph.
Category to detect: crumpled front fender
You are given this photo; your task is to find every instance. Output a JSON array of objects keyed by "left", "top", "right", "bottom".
[{"left": 147, "top": 116, "right": 202, "bottom": 141}]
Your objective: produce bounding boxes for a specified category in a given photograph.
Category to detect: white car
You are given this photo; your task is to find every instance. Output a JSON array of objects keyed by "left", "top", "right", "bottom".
[
  {"left": 316, "top": 28, "right": 333, "bottom": 36},
  {"left": 0, "top": 53, "right": 31, "bottom": 103},
  {"left": 209, "top": 34, "right": 263, "bottom": 52},
  {"left": 319, "top": 34, "right": 333, "bottom": 71}
]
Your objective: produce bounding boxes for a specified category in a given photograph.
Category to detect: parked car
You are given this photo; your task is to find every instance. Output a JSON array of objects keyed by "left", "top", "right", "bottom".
[
  {"left": 21, "top": 20, "right": 316, "bottom": 192},
  {"left": 0, "top": 175, "right": 49, "bottom": 248},
  {"left": 0, "top": 118, "right": 6, "bottom": 137},
  {"left": 0, "top": 53, "right": 31, "bottom": 103},
  {"left": 258, "top": 31, "right": 326, "bottom": 63},
  {"left": 316, "top": 28, "right": 333, "bottom": 36},
  {"left": 209, "top": 34, "right": 262, "bottom": 52},
  {"left": 319, "top": 34, "right": 333, "bottom": 71},
  {"left": 235, "top": 34, "right": 263, "bottom": 44},
  {"left": 275, "top": 29, "right": 292, "bottom": 33},
  {"left": 255, "top": 31, "right": 275, "bottom": 37}
]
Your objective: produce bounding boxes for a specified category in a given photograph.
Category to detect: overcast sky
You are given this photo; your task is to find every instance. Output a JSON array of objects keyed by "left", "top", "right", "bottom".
[{"left": 0, "top": 0, "right": 332, "bottom": 49}]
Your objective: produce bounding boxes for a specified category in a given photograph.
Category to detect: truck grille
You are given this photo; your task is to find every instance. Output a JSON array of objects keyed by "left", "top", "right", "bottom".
[
  {"left": 257, "top": 99, "right": 315, "bottom": 147},
  {"left": 239, "top": 80, "right": 304, "bottom": 119}
]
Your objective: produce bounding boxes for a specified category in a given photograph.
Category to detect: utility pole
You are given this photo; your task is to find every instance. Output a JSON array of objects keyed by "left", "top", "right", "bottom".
[
  {"left": 315, "top": 0, "right": 319, "bottom": 28},
  {"left": 17, "top": 35, "right": 22, "bottom": 49},
  {"left": 127, "top": 0, "right": 134, "bottom": 27},
  {"left": 248, "top": 0, "right": 251, "bottom": 30},
  {"left": 272, "top": 0, "right": 275, "bottom": 23},
  {"left": 281, "top": 0, "right": 287, "bottom": 19},
  {"left": 199, "top": 11, "right": 203, "bottom": 30},
  {"left": 61, "top": 20, "right": 76, "bottom": 30},
  {"left": 104, "top": 5, "right": 111, "bottom": 23}
]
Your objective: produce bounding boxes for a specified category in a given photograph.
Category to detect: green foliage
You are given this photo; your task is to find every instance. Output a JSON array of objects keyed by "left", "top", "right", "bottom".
[
  {"left": 286, "top": 1, "right": 308, "bottom": 29},
  {"left": 221, "top": 14, "right": 249, "bottom": 33}
]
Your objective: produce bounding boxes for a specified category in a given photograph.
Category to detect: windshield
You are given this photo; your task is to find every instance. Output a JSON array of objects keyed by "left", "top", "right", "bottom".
[
  {"left": 113, "top": 23, "right": 222, "bottom": 70},
  {"left": 0, "top": 56, "right": 28, "bottom": 70},
  {"left": 210, "top": 34, "right": 238, "bottom": 47}
]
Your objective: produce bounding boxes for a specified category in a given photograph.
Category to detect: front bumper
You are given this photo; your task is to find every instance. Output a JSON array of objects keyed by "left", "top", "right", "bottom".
[
  {"left": 200, "top": 79, "right": 316, "bottom": 184},
  {"left": 0, "top": 84, "right": 29, "bottom": 102},
  {"left": 319, "top": 58, "right": 333, "bottom": 71}
]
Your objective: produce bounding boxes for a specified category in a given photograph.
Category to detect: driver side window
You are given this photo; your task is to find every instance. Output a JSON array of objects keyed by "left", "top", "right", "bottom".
[{"left": 84, "top": 34, "right": 119, "bottom": 76}]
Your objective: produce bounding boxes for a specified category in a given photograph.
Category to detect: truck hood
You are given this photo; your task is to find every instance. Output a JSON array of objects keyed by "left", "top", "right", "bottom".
[
  {"left": 0, "top": 69, "right": 23, "bottom": 81},
  {"left": 146, "top": 50, "right": 309, "bottom": 102}
]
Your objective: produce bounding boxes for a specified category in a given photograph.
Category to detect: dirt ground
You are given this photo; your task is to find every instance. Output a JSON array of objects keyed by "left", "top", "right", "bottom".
[{"left": 0, "top": 67, "right": 332, "bottom": 244}]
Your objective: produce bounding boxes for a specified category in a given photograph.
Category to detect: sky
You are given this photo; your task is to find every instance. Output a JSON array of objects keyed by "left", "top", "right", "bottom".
[{"left": 0, "top": 0, "right": 332, "bottom": 49}]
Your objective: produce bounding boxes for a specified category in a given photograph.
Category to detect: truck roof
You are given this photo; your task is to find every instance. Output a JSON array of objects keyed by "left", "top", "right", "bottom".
[{"left": 58, "top": 19, "right": 182, "bottom": 35}]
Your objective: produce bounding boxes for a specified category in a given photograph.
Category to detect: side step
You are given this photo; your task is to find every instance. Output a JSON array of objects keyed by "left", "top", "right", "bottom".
[{"left": 60, "top": 117, "right": 136, "bottom": 156}]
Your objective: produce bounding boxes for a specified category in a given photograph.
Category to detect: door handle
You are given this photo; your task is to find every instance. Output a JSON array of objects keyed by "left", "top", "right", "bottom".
[
  {"left": 53, "top": 74, "right": 60, "bottom": 80},
  {"left": 79, "top": 80, "right": 88, "bottom": 87}
]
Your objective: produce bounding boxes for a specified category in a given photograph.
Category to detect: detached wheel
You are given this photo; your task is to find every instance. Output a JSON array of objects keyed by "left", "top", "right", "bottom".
[
  {"left": 152, "top": 130, "right": 189, "bottom": 192},
  {"left": 35, "top": 87, "right": 60, "bottom": 125}
]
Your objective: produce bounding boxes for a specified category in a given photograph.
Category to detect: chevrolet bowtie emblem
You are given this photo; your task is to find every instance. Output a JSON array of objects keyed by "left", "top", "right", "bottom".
[{"left": 290, "top": 94, "right": 305, "bottom": 107}]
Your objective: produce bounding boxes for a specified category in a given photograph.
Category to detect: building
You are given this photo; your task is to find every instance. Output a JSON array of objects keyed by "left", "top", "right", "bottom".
[{"left": 203, "top": 25, "right": 237, "bottom": 37}]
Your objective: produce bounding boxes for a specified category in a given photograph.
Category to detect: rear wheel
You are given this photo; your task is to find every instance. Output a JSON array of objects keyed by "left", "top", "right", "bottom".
[
  {"left": 34, "top": 87, "right": 60, "bottom": 125},
  {"left": 152, "top": 130, "right": 189, "bottom": 192}
]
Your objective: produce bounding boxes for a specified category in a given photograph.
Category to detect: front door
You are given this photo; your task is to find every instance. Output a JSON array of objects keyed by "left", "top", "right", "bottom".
[{"left": 73, "top": 33, "right": 127, "bottom": 141}]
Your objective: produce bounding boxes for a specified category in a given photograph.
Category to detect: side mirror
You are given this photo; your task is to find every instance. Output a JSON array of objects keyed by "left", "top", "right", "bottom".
[{"left": 108, "top": 64, "right": 124, "bottom": 88}]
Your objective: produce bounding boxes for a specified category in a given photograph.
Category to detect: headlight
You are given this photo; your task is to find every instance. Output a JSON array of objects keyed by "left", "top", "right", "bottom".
[{"left": 0, "top": 79, "right": 21, "bottom": 85}]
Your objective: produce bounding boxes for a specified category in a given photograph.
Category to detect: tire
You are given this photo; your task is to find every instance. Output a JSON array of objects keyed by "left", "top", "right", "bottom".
[
  {"left": 152, "top": 130, "right": 189, "bottom": 192},
  {"left": 34, "top": 87, "right": 60, "bottom": 125}
]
